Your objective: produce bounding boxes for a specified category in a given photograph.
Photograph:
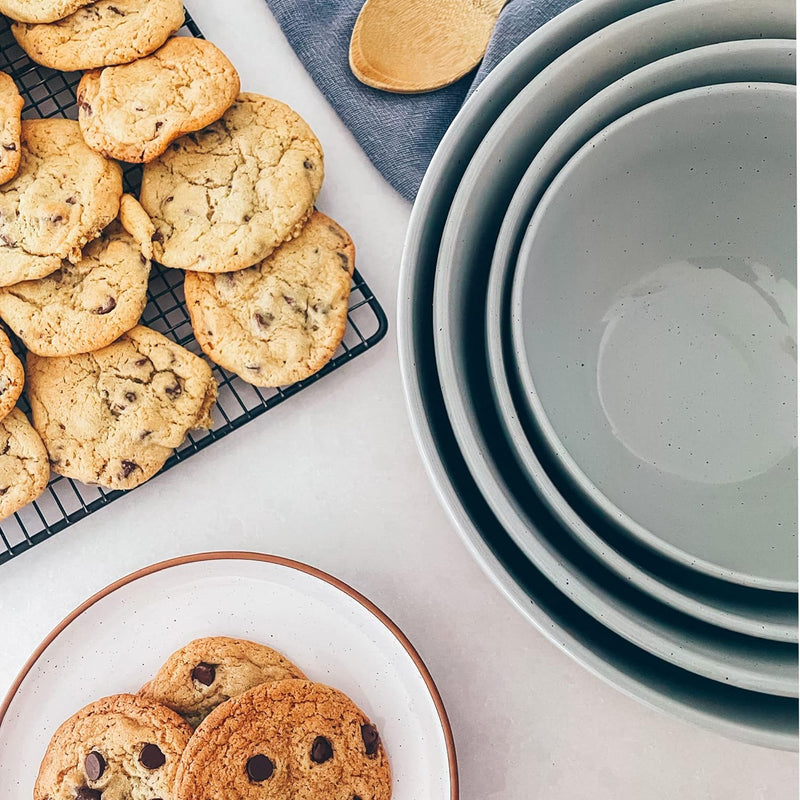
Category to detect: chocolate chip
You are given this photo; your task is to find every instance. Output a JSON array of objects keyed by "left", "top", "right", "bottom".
[
  {"left": 84, "top": 751, "right": 105, "bottom": 781},
  {"left": 283, "top": 295, "right": 296, "bottom": 307},
  {"left": 246, "top": 754, "right": 273, "bottom": 782},
  {"left": 254, "top": 312, "right": 274, "bottom": 328},
  {"left": 165, "top": 381, "right": 182, "bottom": 399},
  {"left": 152, "top": 230, "right": 164, "bottom": 244},
  {"left": 66, "top": 196, "right": 77, "bottom": 204},
  {"left": 75, "top": 788, "right": 101, "bottom": 800},
  {"left": 124, "top": 391, "right": 136, "bottom": 402},
  {"left": 310, "top": 736, "right": 333, "bottom": 763},
  {"left": 192, "top": 662, "right": 215, "bottom": 685},
  {"left": 139, "top": 430, "right": 152, "bottom": 440},
  {"left": 2, "top": 143, "right": 16, "bottom": 151},
  {"left": 337, "top": 252, "right": 349, "bottom": 269},
  {"left": 303, "top": 159, "right": 314, "bottom": 169},
  {"left": 51, "top": 215, "right": 63, "bottom": 224},
  {"left": 135, "top": 357, "right": 148, "bottom": 366},
  {"left": 361, "top": 724, "right": 380, "bottom": 756},
  {"left": 93, "top": 296, "right": 116, "bottom": 315},
  {"left": 119, "top": 460, "right": 139, "bottom": 479},
  {"left": 139, "top": 254, "right": 147, "bottom": 265},
  {"left": 107, "top": 5, "right": 123, "bottom": 13},
  {"left": 78, "top": 99, "right": 92, "bottom": 116},
  {"left": 155, "top": 120, "right": 163, "bottom": 131},
  {"left": 139, "top": 744, "right": 165, "bottom": 769}
]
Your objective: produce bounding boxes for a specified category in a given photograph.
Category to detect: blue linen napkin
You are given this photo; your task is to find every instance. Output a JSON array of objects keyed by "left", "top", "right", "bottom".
[{"left": 263, "top": 0, "right": 579, "bottom": 201}]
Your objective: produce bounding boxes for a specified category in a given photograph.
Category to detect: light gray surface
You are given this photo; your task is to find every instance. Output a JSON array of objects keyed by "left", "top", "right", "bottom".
[
  {"left": 513, "top": 82, "right": 797, "bottom": 590},
  {"left": 2, "top": 0, "right": 798, "bottom": 796},
  {"left": 431, "top": 0, "right": 798, "bottom": 700},
  {"left": 485, "top": 40, "right": 798, "bottom": 638}
]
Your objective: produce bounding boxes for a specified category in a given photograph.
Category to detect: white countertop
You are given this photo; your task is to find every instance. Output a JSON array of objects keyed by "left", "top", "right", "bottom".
[{"left": 1, "top": 1, "right": 796, "bottom": 796}]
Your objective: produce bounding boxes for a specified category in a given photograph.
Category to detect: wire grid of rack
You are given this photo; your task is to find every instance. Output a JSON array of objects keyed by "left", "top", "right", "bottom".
[{"left": 0, "top": 12, "right": 388, "bottom": 565}]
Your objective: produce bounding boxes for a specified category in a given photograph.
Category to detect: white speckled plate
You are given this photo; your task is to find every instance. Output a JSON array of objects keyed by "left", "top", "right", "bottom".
[{"left": 0, "top": 552, "right": 457, "bottom": 800}]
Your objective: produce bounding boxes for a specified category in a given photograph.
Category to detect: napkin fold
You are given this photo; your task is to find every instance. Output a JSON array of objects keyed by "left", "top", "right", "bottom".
[{"left": 263, "top": 0, "right": 579, "bottom": 201}]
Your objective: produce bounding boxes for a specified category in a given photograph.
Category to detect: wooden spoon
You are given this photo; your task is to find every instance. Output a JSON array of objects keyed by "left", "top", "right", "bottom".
[{"left": 349, "top": 0, "right": 509, "bottom": 94}]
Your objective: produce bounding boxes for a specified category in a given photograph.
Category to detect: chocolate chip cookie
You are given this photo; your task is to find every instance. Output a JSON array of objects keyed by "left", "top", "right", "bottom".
[
  {"left": 0, "top": 210, "right": 151, "bottom": 356},
  {"left": 34, "top": 693, "right": 193, "bottom": 800},
  {"left": 0, "top": 0, "right": 93, "bottom": 23},
  {"left": 11, "top": 0, "right": 185, "bottom": 72},
  {"left": 176, "top": 679, "right": 392, "bottom": 800},
  {"left": 0, "top": 408, "right": 49, "bottom": 521},
  {"left": 0, "top": 328, "right": 23, "bottom": 421},
  {"left": 0, "top": 119, "right": 123, "bottom": 287},
  {"left": 140, "top": 636, "right": 307, "bottom": 728},
  {"left": 27, "top": 325, "right": 218, "bottom": 490},
  {"left": 185, "top": 211, "right": 354, "bottom": 387},
  {"left": 0, "top": 72, "right": 23, "bottom": 186},
  {"left": 140, "top": 92, "right": 324, "bottom": 272},
  {"left": 77, "top": 37, "right": 240, "bottom": 163}
]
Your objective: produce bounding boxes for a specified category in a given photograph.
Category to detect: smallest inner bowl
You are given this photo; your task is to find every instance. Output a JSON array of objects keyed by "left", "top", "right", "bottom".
[{"left": 511, "top": 82, "right": 797, "bottom": 589}]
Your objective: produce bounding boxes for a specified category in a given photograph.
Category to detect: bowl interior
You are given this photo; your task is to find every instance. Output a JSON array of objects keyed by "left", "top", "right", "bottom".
[{"left": 512, "top": 82, "right": 797, "bottom": 587}]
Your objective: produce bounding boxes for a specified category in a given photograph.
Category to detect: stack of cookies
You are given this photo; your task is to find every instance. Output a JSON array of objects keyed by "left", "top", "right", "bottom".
[
  {"left": 34, "top": 636, "right": 392, "bottom": 800},
  {"left": 0, "top": 1, "right": 357, "bottom": 520}
]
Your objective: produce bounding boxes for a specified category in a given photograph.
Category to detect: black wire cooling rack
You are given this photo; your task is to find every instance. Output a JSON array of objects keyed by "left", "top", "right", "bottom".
[{"left": 0, "top": 11, "right": 388, "bottom": 565}]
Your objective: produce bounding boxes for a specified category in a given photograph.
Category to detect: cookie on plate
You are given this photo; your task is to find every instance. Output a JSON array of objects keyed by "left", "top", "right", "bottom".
[
  {"left": 11, "top": 0, "right": 185, "bottom": 72},
  {"left": 140, "top": 92, "right": 324, "bottom": 272},
  {"left": 27, "top": 324, "right": 218, "bottom": 490},
  {"left": 0, "top": 328, "right": 23, "bottom": 421},
  {"left": 0, "top": 0, "right": 93, "bottom": 23},
  {"left": 0, "top": 72, "right": 23, "bottom": 186},
  {"left": 77, "top": 37, "right": 240, "bottom": 163},
  {"left": 0, "top": 119, "right": 123, "bottom": 286},
  {"left": 140, "top": 636, "right": 308, "bottom": 728},
  {"left": 0, "top": 408, "right": 49, "bottom": 521},
  {"left": 176, "top": 679, "right": 392, "bottom": 800},
  {"left": 185, "top": 211, "right": 354, "bottom": 387},
  {"left": 34, "top": 693, "right": 192, "bottom": 800},
  {"left": 0, "top": 207, "right": 151, "bottom": 356}
]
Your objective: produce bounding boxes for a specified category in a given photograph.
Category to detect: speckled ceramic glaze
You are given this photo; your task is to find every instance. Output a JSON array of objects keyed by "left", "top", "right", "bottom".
[
  {"left": 0, "top": 555, "right": 456, "bottom": 800},
  {"left": 511, "top": 83, "right": 797, "bottom": 590},
  {"left": 429, "top": 0, "right": 798, "bottom": 699},
  {"left": 484, "top": 40, "right": 798, "bottom": 639}
]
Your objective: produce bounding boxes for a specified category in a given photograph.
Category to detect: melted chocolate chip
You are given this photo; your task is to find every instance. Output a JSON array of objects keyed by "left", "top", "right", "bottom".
[
  {"left": 254, "top": 312, "right": 274, "bottom": 328},
  {"left": 337, "top": 252, "right": 349, "bottom": 269},
  {"left": 93, "top": 297, "right": 116, "bottom": 315},
  {"left": 192, "top": 662, "right": 215, "bottom": 685},
  {"left": 246, "top": 754, "right": 273, "bottom": 782},
  {"left": 124, "top": 391, "right": 136, "bottom": 402},
  {"left": 152, "top": 230, "right": 164, "bottom": 244},
  {"left": 135, "top": 357, "right": 148, "bottom": 366},
  {"left": 107, "top": 5, "right": 123, "bottom": 14},
  {"left": 155, "top": 120, "right": 163, "bottom": 131},
  {"left": 2, "top": 143, "right": 16, "bottom": 152},
  {"left": 66, "top": 196, "right": 77, "bottom": 204},
  {"left": 84, "top": 751, "right": 105, "bottom": 781},
  {"left": 75, "top": 788, "right": 101, "bottom": 800},
  {"left": 119, "top": 460, "right": 139, "bottom": 479},
  {"left": 310, "top": 736, "right": 333, "bottom": 763},
  {"left": 361, "top": 723, "right": 380, "bottom": 756},
  {"left": 78, "top": 99, "right": 92, "bottom": 115},
  {"left": 165, "top": 381, "right": 182, "bottom": 399},
  {"left": 303, "top": 159, "right": 314, "bottom": 169},
  {"left": 139, "top": 743, "right": 165, "bottom": 769},
  {"left": 139, "top": 430, "right": 152, "bottom": 440}
]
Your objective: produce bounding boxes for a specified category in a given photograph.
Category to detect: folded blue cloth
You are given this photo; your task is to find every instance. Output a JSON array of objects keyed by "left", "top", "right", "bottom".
[{"left": 264, "top": 0, "right": 579, "bottom": 201}]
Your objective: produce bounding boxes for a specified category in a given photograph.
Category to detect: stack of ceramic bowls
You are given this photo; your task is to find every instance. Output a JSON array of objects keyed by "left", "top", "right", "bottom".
[{"left": 398, "top": 0, "right": 798, "bottom": 748}]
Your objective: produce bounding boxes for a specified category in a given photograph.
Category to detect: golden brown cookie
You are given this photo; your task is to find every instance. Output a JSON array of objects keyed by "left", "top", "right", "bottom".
[
  {"left": 27, "top": 325, "right": 218, "bottom": 490},
  {"left": 0, "top": 0, "right": 93, "bottom": 24},
  {"left": 11, "top": 0, "right": 185, "bottom": 72},
  {"left": 140, "top": 636, "right": 307, "bottom": 728},
  {"left": 77, "top": 37, "right": 240, "bottom": 163},
  {"left": 0, "top": 209, "right": 151, "bottom": 356},
  {"left": 0, "top": 408, "right": 49, "bottom": 521},
  {"left": 0, "top": 71, "right": 23, "bottom": 186},
  {"left": 176, "top": 679, "right": 392, "bottom": 800},
  {"left": 0, "top": 328, "right": 23, "bottom": 421},
  {"left": 185, "top": 211, "right": 354, "bottom": 387},
  {"left": 34, "top": 693, "right": 193, "bottom": 800},
  {"left": 140, "top": 93, "right": 324, "bottom": 272},
  {"left": 0, "top": 119, "right": 123, "bottom": 286}
]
